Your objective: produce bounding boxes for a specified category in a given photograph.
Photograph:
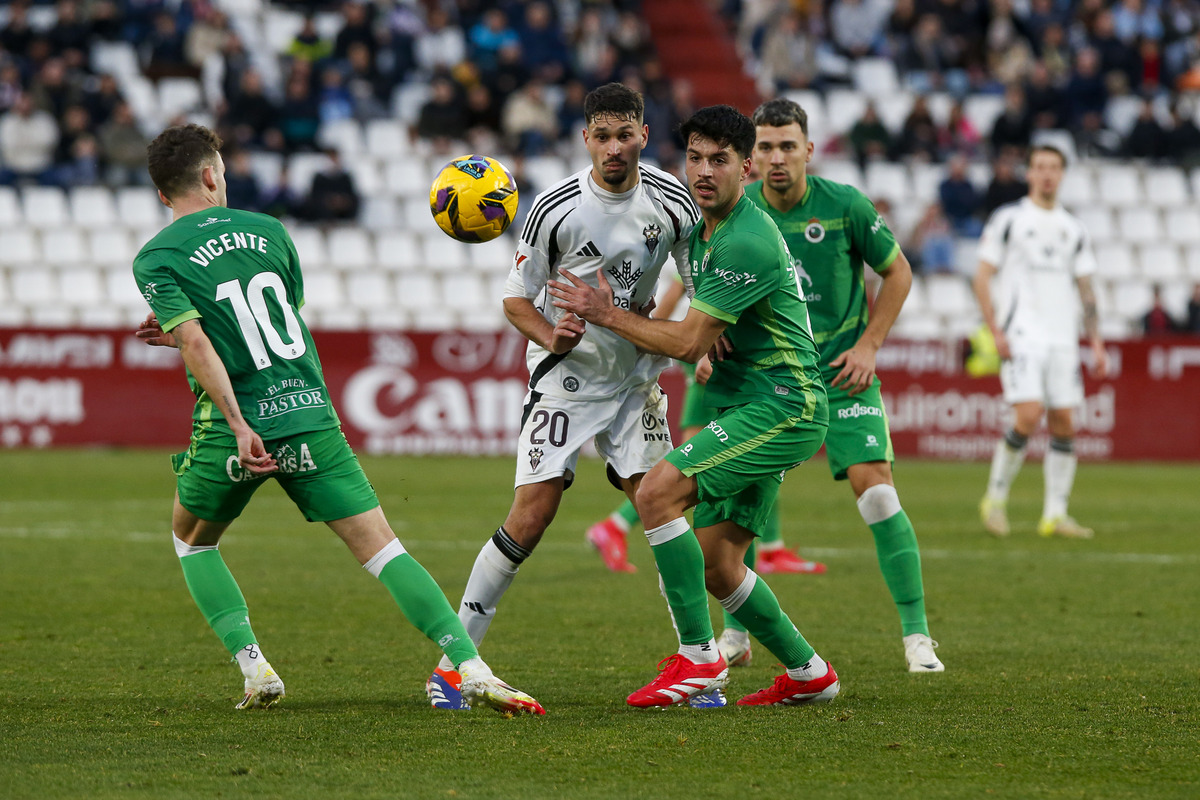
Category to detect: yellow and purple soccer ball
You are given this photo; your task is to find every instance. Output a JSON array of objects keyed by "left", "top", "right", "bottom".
[{"left": 429, "top": 154, "right": 519, "bottom": 243}]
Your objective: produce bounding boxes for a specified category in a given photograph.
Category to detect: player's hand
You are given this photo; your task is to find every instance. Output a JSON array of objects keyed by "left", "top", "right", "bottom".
[
  {"left": 135, "top": 312, "right": 178, "bottom": 348},
  {"left": 829, "top": 344, "right": 878, "bottom": 396},
  {"left": 695, "top": 354, "right": 713, "bottom": 385},
  {"left": 548, "top": 312, "right": 586, "bottom": 354},
  {"left": 708, "top": 334, "right": 733, "bottom": 363},
  {"left": 1091, "top": 340, "right": 1110, "bottom": 379},
  {"left": 992, "top": 328, "right": 1011, "bottom": 361},
  {"left": 236, "top": 428, "right": 277, "bottom": 475},
  {"left": 547, "top": 269, "right": 615, "bottom": 326}
]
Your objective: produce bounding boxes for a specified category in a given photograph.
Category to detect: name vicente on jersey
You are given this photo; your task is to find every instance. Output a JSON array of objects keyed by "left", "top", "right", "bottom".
[{"left": 189, "top": 231, "right": 270, "bottom": 267}]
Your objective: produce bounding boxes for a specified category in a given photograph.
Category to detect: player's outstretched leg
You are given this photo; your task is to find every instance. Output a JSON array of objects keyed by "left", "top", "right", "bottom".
[
  {"left": 717, "top": 568, "right": 839, "bottom": 706},
  {"left": 1038, "top": 436, "right": 1093, "bottom": 539},
  {"left": 715, "top": 540, "right": 755, "bottom": 667},
  {"left": 857, "top": 483, "right": 945, "bottom": 673},
  {"left": 173, "top": 535, "right": 284, "bottom": 709},
  {"left": 361, "top": 537, "right": 543, "bottom": 714},
  {"left": 981, "top": 429, "right": 1028, "bottom": 536},
  {"left": 586, "top": 498, "right": 638, "bottom": 573}
]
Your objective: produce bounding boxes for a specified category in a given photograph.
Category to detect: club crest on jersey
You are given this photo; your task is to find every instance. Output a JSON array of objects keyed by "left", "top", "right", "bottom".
[
  {"left": 805, "top": 218, "right": 825, "bottom": 243},
  {"left": 643, "top": 223, "right": 662, "bottom": 255},
  {"left": 528, "top": 447, "right": 544, "bottom": 470},
  {"left": 699, "top": 250, "right": 711, "bottom": 274},
  {"left": 607, "top": 260, "right": 642, "bottom": 291}
]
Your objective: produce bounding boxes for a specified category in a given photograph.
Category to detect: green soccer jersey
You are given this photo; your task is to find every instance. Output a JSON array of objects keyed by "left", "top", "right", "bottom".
[
  {"left": 687, "top": 195, "right": 826, "bottom": 424},
  {"left": 132, "top": 207, "right": 339, "bottom": 438},
  {"left": 746, "top": 176, "right": 900, "bottom": 372}
]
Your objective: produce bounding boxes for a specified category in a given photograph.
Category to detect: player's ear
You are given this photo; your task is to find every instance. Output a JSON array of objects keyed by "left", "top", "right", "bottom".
[
  {"left": 157, "top": 189, "right": 173, "bottom": 208},
  {"left": 640, "top": 124, "right": 649, "bottom": 149}
]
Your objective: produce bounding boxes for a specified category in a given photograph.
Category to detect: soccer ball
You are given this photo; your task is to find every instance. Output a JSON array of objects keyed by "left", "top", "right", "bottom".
[{"left": 429, "top": 154, "right": 519, "bottom": 243}]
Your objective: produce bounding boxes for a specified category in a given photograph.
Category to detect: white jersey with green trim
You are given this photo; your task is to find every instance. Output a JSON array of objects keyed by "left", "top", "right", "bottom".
[
  {"left": 977, "top": 197, "right": 1097, "bottom": 350},
  {"left": 503, "top": 163, "right": 698, "bottom": 400}
]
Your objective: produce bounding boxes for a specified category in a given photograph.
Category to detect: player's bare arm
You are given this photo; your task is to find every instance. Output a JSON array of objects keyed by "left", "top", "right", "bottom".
[
  {"left": 502, "top": 295, "right": 585, "bottom": 355},
  {"left": 172, "top": 319, "right": 277, "bottom": 475},
  {"left": 1076, "top": 275, "right": 1109, "bottom": 379},
  {"left": 831, "top": 251, "right": 913, "bottom": 396},
  {"left": 549, "top": 268, "right": 726, "bottom": 362},
  {"left": 972, "top": 260, "right": 1010, "bottom": 360},
  {"left": 135, "top": 312, "right": 178, "bottom": 348}
]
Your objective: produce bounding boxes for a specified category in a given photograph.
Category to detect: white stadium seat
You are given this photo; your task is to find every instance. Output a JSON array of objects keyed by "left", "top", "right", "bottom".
[
  {"left": 1137, "top": 243, "right": 1184, "bottom": 283},
  {"left": 443, "top": 273, "right": 490, "bottom": 313},
  {"left": 852, "top": 58, "right": 901, "bottom": 99},
  {"left": 290, "top": 227, "right": 329, "bottom": 270},
  {"left": 360, "top": 197, "right": 401, "bottom": 231},
  {"left": 1114, "top": 207, "right": 1163, "bottom": 244},
  {"left": 88, "top": 229, "right": 136, "bottom": 266},
  {"left": 1111, "top": 278, "right": 1154, "bottom": 325},
  {"left": 924, "top": 275, "right": 976, "bottom": 318},
  {"left": 40, "top": 228, "right": 87, "bottom": 265},
  {"left": 1058, "top": 168, "right": 1097, "bottom": 209},
  {"left": 158, "top": 77, "right": 205, "bottom": 119},
  {"left": 0, "top": 186, "right": 23, "bottom": 226},
  {"left": 873, "top": 92, "right": 913, "bottom": 133},
  {"left": 365, "top": 119, "right": 411, "bottom": 161},
  {"left": 327, "top": 228, "right": 374, "bottom": 271},
  {"left": 391, "top": 82, "right": 431, "bottom": 125},
  {"left": 1095, "top": 164, "right": 1143, "bottom": 207},
  {"left": 1186, "top": 245, "right": 1200, "bottom": 280},
  {"left": 421, "top": 234, "right": 471, "bottom": 273},
  {"left": 116, "top": 187, "right": 170, "bottom": 228},
  {"left": 286, "top": 151, "right": 332, "bottom": 196},
  {"left": 386, "top": 156, "right": 436, "bottom": 199},
  {"left": 298, "top": 271, "right": 346, "bottom": 311},
  {"left": 396, "top": 273, "right": 443, "bottom": 311},
  {"left": 1075, "top": 205, "right": 1114, "bottom": 243},
  {"left": 59, "top": 266, "right": 106, "bottom": 308},
  {"left": 824, "top": 89, "right": 867, "bottom": 137},
  {"left": 963, "top": 94, "right": 1006, "bottom": 137},
  {"left": 374, "top": 230, "right": 423, "bottom": 272},
  {"left": 317, "top": 118, "right": 365, "bottom": 159},
  {"left": 1096, "top": 242, "right": 1137, "bottom": 280},
  {"left": 468, "top": 236, "right": 516, "bottom": 275},
  {"left": 1143, "top": 167, "right": 1191, "bottom": 207},
  {"left": 345, "top": 272, "right": 396, "bottom": 310},
  {"left": 11, "top": 267, "right": 59, "bottom": 306},
  {"left": 69, "top": 186, "right": 118, "bottom": 229},
  {"left": 864, "top": 162, "right": 909, "bottom": 204},
  {"left": 22, "top": 186, "right": 70, "bottom": 229},
  {"left": 814, "top": 159, "right": 864, "bottom": 191},
  {"left": 104, "top": 265, "right": 147, "bottom": 311},
  {"left": 1163, "top": 208, "right": 1200, "bottom": 245},
  {"left": 0, "top": 229, "right": 40, "bottom": 265}
]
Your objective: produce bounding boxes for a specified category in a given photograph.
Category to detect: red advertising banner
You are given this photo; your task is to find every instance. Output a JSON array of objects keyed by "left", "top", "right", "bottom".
[{"left": 1, "top": 328, "right": 1197, "bottom": 460}]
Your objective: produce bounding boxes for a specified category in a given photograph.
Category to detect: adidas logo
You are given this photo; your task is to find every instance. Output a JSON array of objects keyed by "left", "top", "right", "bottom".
[
  {"left": 576, "top": 241, "right": 601, "bottom": 257},
  {"left": 464, "top": 601, "right": 487, "bottom": 615}
]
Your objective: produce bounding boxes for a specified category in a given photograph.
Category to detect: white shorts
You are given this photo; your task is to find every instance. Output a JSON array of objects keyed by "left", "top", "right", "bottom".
[
  {"left": 1000, "top": 345, "right": 1083, "bottom": 408},
  {"left": 513, "top": 380, "right": 673, "bottom": 489}
]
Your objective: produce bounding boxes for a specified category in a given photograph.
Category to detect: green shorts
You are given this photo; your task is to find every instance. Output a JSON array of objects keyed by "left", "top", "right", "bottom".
[
  {"left": 664, "top": 398, "right": 827, "bottom": 537},
  {"left": 172, "top": 424, "right": 380, "bottom": 523},
  {"left": 823, "top": 373, "right": 895, "bottom": 481},
  {"left": 678, "top": 362, "right": 719, "bottom": 430}
]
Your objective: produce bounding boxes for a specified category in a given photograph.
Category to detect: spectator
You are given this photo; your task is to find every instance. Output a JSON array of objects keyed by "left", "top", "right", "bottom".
[
  {"left": 940, "top": 99, "right": 982, "bottom": 159},
  {"left": 572, "top": 7, "right": 612, "bottom": 79},
  {"left": 415, "top": 76, "right": 467, "bottom": 143},
  {"left": 847, "top": 100, "right": 892, "bottom": 167},
  {"left": 984, "top": 0, "right": 1035, "bottom": 88},
  {"left": 829, "top": 0, "right": 886, "bottom": 59},
  {"left": 381, "top": 1, "right": 422, "bottom": 84},
  {"left": 218, "top": 33, "right": 254, "bottom": 105},
  {"left": 938, "top": 153, "right": 982, "bottom": 236},
  {"left": 1038, "top": 22, "right": 1072, "bottom": 83},
  {"left": 1111, "top": 0, "right": 1163, "bottom": 46},
  {"left": 554, "top": 79, "right": 586, "bottom": 138},
  {"left": 300, "top": 148, "right": 360, "bottom": 223},
  {"left": 30, "top": 58, "right": 82, "bottom": 122},
  {"left": 900, "top": 15, "right": 959, "bottom": 91},
  {"left": 465, "top": 83, "right": 502, "bottom": 152},
  {"left": 1124, "top": 98, "right": 1165, "bottom": 159},
  {"left": 82, "top": 73, "right": 124, "bottom": 127},
  {"left": 470, "top": 8, "right": 520, "bottom": 72},
  {"left": 611, "top": 10, "right": 654, "bottom": 70},
  {"left": 485, "top": 42, "right": 531, "bottom": 105},
  {"left": 990, "top": 83, "right": 1033, "bottom": 159},
  {"left": 0, "top": 93, "right": 59, "bottom": 186},
  {"left": 982, "top": 155, "right": 1027, "bottom": 216},
  {"left": 909, "top": 201, "right": 958, "bottom": 274},
  {"left": 1024, "top": 60, "right": 1061, "bottom": 129},
  {"left": 278, "top": 68, "right": 321, "bottom": 152},
  {"left": 317, "top": 66, "right": 354, "bottom": 125},
  {"left": 48, "top": 0, "right": 91, "bottom": 57},
  {"left": 501, "top": 78, "right": 557, "bottom": 156},
  {"left": 145, "top": 11, "right": 196, "bottom": 81},
  {"left": 1024, "top": 0, "right": 1064, "bottom": 48},
  {"left": 223, "top": 149, "right": 263, "bottom": 213},
  {"left": 1064, "top": 48, "right": 1108, "bottom": 134},
  {"left": 0, "top": 3, "right": 36, "bottom": 58},
  {"left": 260, "top": 167, "right": 301, "bottom": 220},
  {"left": 518, "top": 1, "right": 570, "bottom": 84},
  {"left": 1141, "top": 285, "right": 1181, "bottom": 335},
  {"left": 287, "top": 15, "right": 333, "bottom": 65},
  {"left": 899, "top": 94, "right": 940, "bottom": 161},
  {"left": 415, "top": 7, "right": 466, "bottom": 76},
  {"left": 1186, "top": 284, "right": 1200, "bottom": 334},
  {"left": 186, "top": 8, "right": 234, "bottom": 70},
  {"left": 98, "top": 101, "right": 150, "bottom": 186},
  {"left": 56, "top": 132, "right": 100, "bottom": 187},
  {"left": 0, "top": 62, "right": 23, "bottom": 116},
  {"left": 52, "top": 104, "right": 95, "bottom": 182},
  {"left": 333, "top": 2, "right": 376, "bottom": 65},
  {"left": 1162, "top": 102, "right": 1200, "bottom": 167},
  {"left": 220, "top": 69, "right": 283, "bottom": 152},
  {"left": 1089, "top": 10, "right": 1139, "bottom": 91},
  {"left": 885, "top": 0, "right": 919, "bottom": 56},
  {"left": 344, "top": 41, "right": 390, "bottom": 121},
  {"left": 758, "top": 10, "right": 821, "bottom": 92}
]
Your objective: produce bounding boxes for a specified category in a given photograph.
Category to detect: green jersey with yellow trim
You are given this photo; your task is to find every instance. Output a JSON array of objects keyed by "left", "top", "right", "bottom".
[
  {"left": 746, "top": 176, "right": 899, "bottom": 372},
  {"left": 687, "top": 194, "right": 826, "bottom": 423},
  {"left": 132, "top": 207, "right": 339, "bottom": 438}
]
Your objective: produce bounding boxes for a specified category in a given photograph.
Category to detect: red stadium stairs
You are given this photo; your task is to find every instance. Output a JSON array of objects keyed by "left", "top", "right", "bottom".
[{"left": 643, "top": 0, "right": 759, "bottom": 111}]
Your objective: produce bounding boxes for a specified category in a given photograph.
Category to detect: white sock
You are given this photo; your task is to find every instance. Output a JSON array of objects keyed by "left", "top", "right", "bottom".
[
  {"left": 362, "top": 538, "right": 406, "bottom": 577},
  {"left": 786, "top": 655, "right": 829, "bottom": 681},
  {"left": 1043, "top": 441, "right": 1077, "bottom": 520},
  {"left": 456, "top": 656, "right": 491, "bottom": 679},
  {"left": 986, "top": 433, "right": 1028, "bottom": 501},
  {"left": 436, "top": 539, "right": 520, "bottom": 672},
  {"left": 679, "top": 640, "right": 720, "bottom": 664},
  {"left": 234, "top": 643, "right": 268, "bottom": 679},
  {"left": 856, "top": 484, "right": 903, "bottom": 525}
]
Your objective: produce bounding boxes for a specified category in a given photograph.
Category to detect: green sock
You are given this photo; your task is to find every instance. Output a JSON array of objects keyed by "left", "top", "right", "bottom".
[
  {"left": 721, "top": 540, "right": 754, "bottom": 634},
  {"left": 614, "top": 498, "right": 640, "bottom": 528},
  {"left": 870, "top": 510, "right": 929, "bottom": 637},
  {"left": 377, "top": 554, "right": 479, "bottom": 666},
  {"left": 179, "top": 550, "right": 257, "bottom": 655},
  {"left": 649, "top": 522, "right": 713, "bottom": 646},
  {"left": 760, "top": 500, "right": 782, "bottom": 546},
  {"left": 728, "top": 574, "right": 815, "bottom": 669}
]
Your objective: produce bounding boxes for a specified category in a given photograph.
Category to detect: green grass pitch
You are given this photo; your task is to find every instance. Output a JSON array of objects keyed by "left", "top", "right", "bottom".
[{"left": 1, "top": 450, "right": 1197, "bottom": 799}]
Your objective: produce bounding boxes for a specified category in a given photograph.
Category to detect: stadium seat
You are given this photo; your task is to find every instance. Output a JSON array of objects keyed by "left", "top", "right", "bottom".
[
  {"left": 814, "top": 159, "right": 864, "bottom": 191},
  {"left": 299, "top": 271, "right": 346, "bottom": 311},
  {"left": 90, "top": 41, "right": 140, "bottom": 81},
  {"left": 963, "top": 94, "right": 1006, "bottom": 137},
  {"left": 443, "top": 273, "right": 491, "bottom": 313},
  {"left": 864, "top": 162, "right": 910, "bottom": 205},
  {"left": 391, "top": 82, "right": 432, "bottom": 125},
  {"left": 1111, "top": 278, "right": 1154, "bottom": 326},
  {"left": 824, "top": 89, "right": 867, "bottom": 137},
  {"left": 852, "top": 58, "right": 901, "bottom": 99},
  {"left": 1074, "top": 205, "right": 1114, "bottom": 243},
  {"left": 1185, "top": 246, "right": 1200, "bottom": 280},
  {"left": 873, "top": 92, "right": 914, "bottom": 133},
  {"left": 468, "top": 236, "right": 516, "bottom": 275},
  {"left": 261, "top": 7, "right": 305, "bottom": 52},
  {"left": 1143, "top": 167, "right": 1191, "bottom": 207},
  {"left": 103, "top": 265, "right": 147, "bottom": 312},
  {"left": 290, "top": 227, "right": 329, "bottom": 271},
  {"left": 1160, "top": 279, "right": 1192, "bottom": 320},
  {"left": 58, "top": 266, "right": 106, "bottom": 309},
  {"left": 11, "top": 267, "right": 59, "bottom": 308},
  {"left": 396, "top": 273, "right": 444, "bottom": 310},
  {"left": 1104, "top": 95, "right": 1144, "bottom": 137},
  {"left": 924, "top": 275, "right": 976, "bottom": 318},
  {"left": 1030, "top": 128, "right": 1077, "bottom": 163},
  {"left": 421, "top": 234, "right": 471, "bottom": 273},
  {"left": 287, "top": 151, "right": 333, "bottom": 196},
  {"left": 386, "top": 156, "right": 436, "bottom": 199},
  {"left": 122, "top": 76, "right": 160, "bottom": 128},
  {"left": 783, "top": 90, "right": 826, "bottom": 141},
  {"left": 1058, "top": 168, "right": 1097, "bottom": 209},
  {"left": 1163, "top": 208, "right": 1200, "bottom": 245},
  {"left": 77, "top": 304, "right": 126, "bottom": 329},
  {"left": 365, "top": 119, "right": 412, "bottom": 161},
  {"left": 1095, "top": 164, "right": 1142, "bottom": 207},
  {"left": 158, "top": 77, "right": 206, "bottom": 119},
  {"left": 21, "top": 187, "right": 70, "bottom": 229},
  {"left": 89, "top": 229, "right": 136, "bottom": 266},
  {"left": 1114, "top": 207, "right": 1163, "bottom": 244},
  {"left": 349, "top": 154, "right": 383, "bottom": 197},
  {"left": 1137, "top": 243, "right": 1185, "bottom": 283},
  {"left": 374, "top": 230, "right": 423, "bottom": 272},
  {"left": 70, "top": 186, "right": 118, "bottom": 229},
  {"left": 410, "top": 306, "right": 459, "bottom": 331},
  {"left": 40, "top": 228, "right": 87, "bottom": 266},
  {"left": 317, "top": 118, "right": 365, "bottom": 159},
  {"left": 116, "top": 187, "right": 169, "bottom": 228},
  {"left": 327, "top": 228, "right": 374, "bottom": 271},
  {"left": 309, "top": 307, "right": 364, "bottom": 330},
  {"left": 248, "top": 151, "right": 284, "bottom": 191},
  {"left": 363, "top": 307, "right": 411, "bottom": 330},
  {"left": 0, "top": 228, "right": 39, "bottom": 265},
  {"left": 345, "top": 272, "right": 396, "bottom": 310},
  {"left": 215, "top": 0, "right": 264, "bottom": 16},
  {"left": 953, "top": 236, "right": 980, "bottom": 276},
  {"left": 909, "top": 161, "right": 943, "bottom": 205},
  {"left": 360, "top": 197, "right": 401, "bottom": 231},
  {"left": 523, "top": 155, "right": 572, "bottom": 192},
  {"left": 1096, "top": 242, "right": 1137, "bottom": 280},
  {"left": 0, "top": 186, "right": 23, "bottom": 226}
]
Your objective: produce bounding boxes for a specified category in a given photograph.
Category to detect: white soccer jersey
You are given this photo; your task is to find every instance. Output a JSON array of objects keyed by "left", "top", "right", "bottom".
[
  {"left": 504, "top": 163, "right": 699, "bottom": 400},
  {"left": 977, "top": 197, "right": 1098, "bottom": 349}
]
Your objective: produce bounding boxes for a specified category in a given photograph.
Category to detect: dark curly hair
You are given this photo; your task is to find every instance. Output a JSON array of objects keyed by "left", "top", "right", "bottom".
[
  {"left": 146, "top": 124, "right": 223, "bottom": 200},
  {"left": 584, "top": 82, "right": 644, "bottom": 126},
  {"left": 678, "top": 105, "right": 756, "bottom": 160},
  {"left": 750, "top": 98, "right": 809, "bottom": 139}
]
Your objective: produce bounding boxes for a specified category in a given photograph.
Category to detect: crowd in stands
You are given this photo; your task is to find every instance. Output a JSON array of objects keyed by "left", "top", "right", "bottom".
[{"left": 1, "top": 0, "right": 1200, "bottom": 332}]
